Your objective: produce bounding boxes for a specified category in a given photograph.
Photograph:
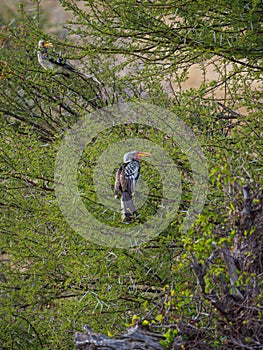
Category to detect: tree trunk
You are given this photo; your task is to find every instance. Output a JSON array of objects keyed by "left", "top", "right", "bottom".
[{"left": 74, "top": 324, "right": 165, "bottom": 350}]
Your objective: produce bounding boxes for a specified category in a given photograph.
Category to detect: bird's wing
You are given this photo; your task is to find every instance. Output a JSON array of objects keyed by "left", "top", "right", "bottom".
[
  {"left": 39, "top": 44, "right": 73, "bottom": 70},
  {"left": 123, "top": 161, "right": 140, "bottom": 196},
  {"left": 114, "top": 163, "right": 134, "bottom": 197},
  {"left": 48, "top": 52, "right": 75, "bottom": 71},
  {"left": 49, "top": 52, "right": 101, "bottom": 83},
  {"left": 39, "top": 45, "right": 101, "bottom": 84}
]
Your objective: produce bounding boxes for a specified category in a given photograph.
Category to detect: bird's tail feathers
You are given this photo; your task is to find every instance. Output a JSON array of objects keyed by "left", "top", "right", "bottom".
[
  {"left": 74, "top": 69, "right": 101, "bottom": 85},
  {"left": 56, "top": 60, "right": 101, "bottom": 84},
  {"left": 121, "top": 191, "right": 138, "bottom": 222}
]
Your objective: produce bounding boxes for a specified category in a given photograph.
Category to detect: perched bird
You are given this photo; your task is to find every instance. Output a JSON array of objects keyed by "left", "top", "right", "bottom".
[
  {"left": 114, "top": 151, "right": 151, "bottom": 222},
  {"left": 37, "top": 39, "right": 101, "bottom": 84}
]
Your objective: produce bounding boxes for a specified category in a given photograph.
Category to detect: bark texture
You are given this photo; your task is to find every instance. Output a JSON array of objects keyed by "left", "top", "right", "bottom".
[{"left": 74, "top": 324, "right": 165, "bottom": 350}]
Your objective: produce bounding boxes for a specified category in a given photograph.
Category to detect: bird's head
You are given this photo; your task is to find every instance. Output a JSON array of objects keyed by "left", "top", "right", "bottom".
[
  {"left": 38, "top": 39, "right": 54, "bottom": 49},
  {"left": 123, "top": 151, "right": 151, "bottom": 163}
]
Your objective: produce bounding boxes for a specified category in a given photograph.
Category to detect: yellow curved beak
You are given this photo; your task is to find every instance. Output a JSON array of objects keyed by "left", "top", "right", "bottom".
[
  {"left": 43, "top": 42, "right": 54, "bottom": 48},
  {"left": 137, "top": 152, "right": 152, "bottom": 158}
]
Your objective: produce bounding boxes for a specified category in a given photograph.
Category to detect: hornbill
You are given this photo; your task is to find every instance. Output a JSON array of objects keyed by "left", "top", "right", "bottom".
[
  {"left": 114, "top": 151, "right": 151, "bottom": 222},
  {"left": 37, "top": 39, "right": 101, "bottom": 84}
]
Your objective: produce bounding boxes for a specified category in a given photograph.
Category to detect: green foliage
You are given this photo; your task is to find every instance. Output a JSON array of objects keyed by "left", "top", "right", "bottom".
[
  {"left": 160, "top": 328, "right": 178, "bottom": 349},
  {"left": 62, "top": 0, "right": 263, "bottom": 71},
  {"left": 0, "top": 1, "right": 262, "bottom": 349}
]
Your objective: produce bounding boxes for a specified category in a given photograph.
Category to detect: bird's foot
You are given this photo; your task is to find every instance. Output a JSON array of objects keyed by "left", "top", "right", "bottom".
[
  {"left": 122, "top": 213, "right": 131, "bottom": 223},
  {"left": 122, "top": 212, "right": 140, "bottom": 223}
]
